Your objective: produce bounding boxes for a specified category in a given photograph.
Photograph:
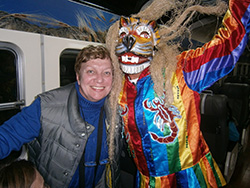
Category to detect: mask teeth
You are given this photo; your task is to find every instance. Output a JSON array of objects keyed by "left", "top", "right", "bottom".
[
  {"left": 121, "top": 62, "right": 150, "bottom": 74},
  {"left": 122, "top": 55, "right": 139, "bottom": 63}
]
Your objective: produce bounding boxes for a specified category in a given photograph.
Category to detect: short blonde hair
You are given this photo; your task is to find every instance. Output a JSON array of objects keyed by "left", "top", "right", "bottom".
[{"left": 74, "top": 45, "right": 111, "bottom": 75}]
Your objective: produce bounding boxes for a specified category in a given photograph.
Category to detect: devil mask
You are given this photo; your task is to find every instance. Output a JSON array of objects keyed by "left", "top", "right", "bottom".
[{"left": 115, "top": 17, "right": 160, "bottom": 75}]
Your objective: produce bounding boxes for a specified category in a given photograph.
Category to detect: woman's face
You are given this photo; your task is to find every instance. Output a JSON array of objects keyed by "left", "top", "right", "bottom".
[{"left": 76, "top": 58, "right": 113, "bottom": 102}]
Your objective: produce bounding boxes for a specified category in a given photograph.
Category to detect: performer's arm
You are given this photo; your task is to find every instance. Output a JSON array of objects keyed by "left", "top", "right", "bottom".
[{"left": 180, "top": 0, "right": 250, "bottom": 93}]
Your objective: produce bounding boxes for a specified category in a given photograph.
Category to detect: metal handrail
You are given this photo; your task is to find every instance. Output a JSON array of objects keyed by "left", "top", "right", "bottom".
[{"left": 0, "top": 100, "right": 25, "bottom": 111}]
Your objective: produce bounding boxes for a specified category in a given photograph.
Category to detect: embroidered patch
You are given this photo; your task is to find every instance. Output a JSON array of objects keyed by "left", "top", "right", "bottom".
[{"left": 143, "top": 97, "right": 181, "bottom": 144}]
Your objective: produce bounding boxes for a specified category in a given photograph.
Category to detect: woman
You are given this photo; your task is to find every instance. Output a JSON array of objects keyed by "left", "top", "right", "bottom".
[{"left": 0, "top": 45, "right": 122, "bottom": 188}]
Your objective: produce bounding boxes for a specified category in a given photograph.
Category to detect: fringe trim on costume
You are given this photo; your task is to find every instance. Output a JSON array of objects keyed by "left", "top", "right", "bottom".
[{"left": 136, "top": 152, "right": 226, "bottom": 188}]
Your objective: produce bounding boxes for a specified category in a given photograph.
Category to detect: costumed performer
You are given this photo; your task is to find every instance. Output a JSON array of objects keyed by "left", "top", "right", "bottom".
[{"left": 106, "top": 0, "right": 250, "bottom": 187}]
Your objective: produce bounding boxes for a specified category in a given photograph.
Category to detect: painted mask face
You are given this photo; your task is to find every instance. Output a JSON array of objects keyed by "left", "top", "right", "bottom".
[{"left": 115, "top": 17, "right": 160, "bottom": 74}]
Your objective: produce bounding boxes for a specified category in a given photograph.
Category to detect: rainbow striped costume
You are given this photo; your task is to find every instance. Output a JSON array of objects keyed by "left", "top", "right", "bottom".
[{"left": 118, "top": 0, "right": 250, "bottom": 187}]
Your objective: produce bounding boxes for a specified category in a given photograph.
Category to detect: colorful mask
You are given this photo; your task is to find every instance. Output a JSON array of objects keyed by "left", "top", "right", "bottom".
[{"left": 115, "top": 17, "right": 160, "bottom": 74}]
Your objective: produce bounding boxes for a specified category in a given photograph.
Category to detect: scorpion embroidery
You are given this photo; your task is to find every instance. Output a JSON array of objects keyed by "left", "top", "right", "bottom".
[{"left": 143, "top": 97, "right": 181, "bottom": 144}]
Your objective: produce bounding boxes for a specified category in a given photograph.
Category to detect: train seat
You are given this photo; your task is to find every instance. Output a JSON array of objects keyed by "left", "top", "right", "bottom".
[
  {"left": 219, "top": 83, "right": 250, "bottom": 152},
  {"left": 200, "top": 93, "right": 229, "bottom": 171},
  {"left": 200, "top": 92, "right": 239, "bottom": 182}
]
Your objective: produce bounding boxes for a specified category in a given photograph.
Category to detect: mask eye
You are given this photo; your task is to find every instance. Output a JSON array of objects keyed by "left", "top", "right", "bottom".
[
  {"left": 136, "top": 26, "right": 151, "bottom": 39},
  {"left": 140, "top": 31, "right": 150, "bottom": 38},
  {"left": 119, "top": 27, "right": 129, "bottom": 38}
]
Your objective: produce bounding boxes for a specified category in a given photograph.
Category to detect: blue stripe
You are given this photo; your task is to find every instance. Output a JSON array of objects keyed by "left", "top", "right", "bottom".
[
  {"left": 242, "top": 4, "right": 250, "bottom": 34},
  {"left": 176, "top": 170, "right": 188, "bottom": 188},
  {"left": 184, "top": 34, "right": 249, "bottom": 92},
  {"left": 136, "top": 76, "right": 170, "bottom": 176},
  {"left": 186, "top": 168, "right": 201, "bottom": 188},
  {"left": 135, "top": 75, "right": 157, "bottom": 175}
]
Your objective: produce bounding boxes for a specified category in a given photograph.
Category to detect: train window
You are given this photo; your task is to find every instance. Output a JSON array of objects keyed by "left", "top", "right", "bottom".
[
  {"left": 60, "top": 49, "right": 80, "bottom": 86},
  {"left": 0, "top": 49, "right": 21, "bottom": 124}
]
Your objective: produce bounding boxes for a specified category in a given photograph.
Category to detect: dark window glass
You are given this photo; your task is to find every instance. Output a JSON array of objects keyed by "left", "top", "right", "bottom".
[
  {"left": 0, "top": 49, "right": 20, "bottom": 124},
  {"left": 60, "top": 49, "right": 80, "bottom": 86}
]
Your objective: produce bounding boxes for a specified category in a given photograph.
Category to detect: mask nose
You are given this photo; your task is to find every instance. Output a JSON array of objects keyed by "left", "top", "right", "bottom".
[{"left": 123, "top": 35, "right": 135, "bottom": 51}]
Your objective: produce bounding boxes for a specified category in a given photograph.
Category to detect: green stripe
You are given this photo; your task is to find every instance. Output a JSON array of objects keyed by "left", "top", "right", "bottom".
[
  {"left": 149, "top": 176, "right": 156, "bottom": 187},
  {"left": 206, "top": 152, "right": 222, "bottom": 187},
  {"left": 193, "top": 163, "right": 207, "bottom": 188},
  {"left": 167, "top": 139, "right": 181, "bottom": 173}
]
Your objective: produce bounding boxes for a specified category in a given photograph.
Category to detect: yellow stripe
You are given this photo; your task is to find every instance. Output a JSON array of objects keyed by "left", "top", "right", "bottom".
[
  {"left": 155, "top": 176, "right": 161, "bottom": 187},
  {"left": 172, "top": 72, "right": 194, "bottom": 169},
  {"left": 140, "top": 174, "right": 148, "bottom": 188},
  {"left": 212, "top": 158, "right": 227, "bottom": 186},
  {"left": 199, "top": 159, "right": 211, "bottom": 188}
]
